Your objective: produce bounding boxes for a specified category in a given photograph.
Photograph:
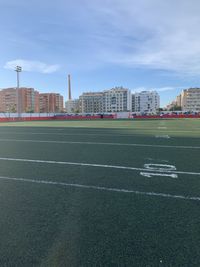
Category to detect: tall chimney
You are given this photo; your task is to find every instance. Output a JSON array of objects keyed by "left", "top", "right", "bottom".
[{"left": 68, "top": 74, "right": 72, "bottom": 100}]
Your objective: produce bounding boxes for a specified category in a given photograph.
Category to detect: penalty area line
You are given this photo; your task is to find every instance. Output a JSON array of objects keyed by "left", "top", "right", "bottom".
[{"left": 0, "top": 175, "right": 199, "bottom": 202}]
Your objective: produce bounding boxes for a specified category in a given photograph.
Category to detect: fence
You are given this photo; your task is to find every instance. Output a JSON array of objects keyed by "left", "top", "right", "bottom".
[{"left": 0, "top": 112, "right": 200, "bottom": 122}]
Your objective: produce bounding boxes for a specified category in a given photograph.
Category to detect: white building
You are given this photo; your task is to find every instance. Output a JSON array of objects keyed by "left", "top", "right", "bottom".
[
  {"left": 103, "top": 87, "right": 131, "bottom": 112},
  {"left": 132, "top": 91, "right": 160, "bottom": 114}
]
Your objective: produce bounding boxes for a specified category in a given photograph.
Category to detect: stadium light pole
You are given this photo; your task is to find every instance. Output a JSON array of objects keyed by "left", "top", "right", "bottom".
[{"left": 15, "top": 65, "right": 22, "bottom": 118}]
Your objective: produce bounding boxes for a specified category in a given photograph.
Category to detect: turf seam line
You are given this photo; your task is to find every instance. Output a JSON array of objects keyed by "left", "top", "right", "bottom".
[
  {"left": 1, "top": 129, "right": 200, "bottom": 136},
  {"left": 0, "top": 138, "right": 200, "bottom": 150},
  {"left": 0, "top": 175, "right": 199, "bottom": 202}
]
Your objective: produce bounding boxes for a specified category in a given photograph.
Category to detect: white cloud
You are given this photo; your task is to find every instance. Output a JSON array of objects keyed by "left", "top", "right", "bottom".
[
  {"left": 4, "top": 59, "right": 60, "bottom": 74},
  {"left": 131, "top": 87, "right": 148, "bottom": 93},
  {"left": 132, "top": 86, "right": 184, "bottom": 93},
  {"left": 85, "top": 0, "right": 200, "bottom": 75},
  {"left": 3, "top": 1, "right": 200, "bottom": 76}
]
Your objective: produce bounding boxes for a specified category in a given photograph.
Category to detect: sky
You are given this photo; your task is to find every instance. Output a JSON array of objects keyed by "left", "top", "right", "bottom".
[{"left": 1, "top": 0, "right": 200, "bottom": 107}]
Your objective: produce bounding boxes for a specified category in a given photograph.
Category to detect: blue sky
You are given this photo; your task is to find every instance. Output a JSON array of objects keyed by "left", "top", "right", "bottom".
[{"left": 1, "top": 0, "right": 200, "bottom": 107}]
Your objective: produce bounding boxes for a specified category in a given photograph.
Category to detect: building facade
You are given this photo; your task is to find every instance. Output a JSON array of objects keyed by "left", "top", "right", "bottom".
[
  {"left": 181, "top": 88, "right": 200, "bottom": 112},
  {"left": 79, "top": 87, "right": 131, "bottom": 113},
  {"left": 103, "top": 87, "right": 131, "bottom": 112},
  {"left": 0, "top": 87, "right": 39, "bottom": 113},
  {"left": 166, "top": 94, "right": 182, "bottom": 111},
  {"left": 132, "top": 91, "right": 160, "bottom": 114},
  {"left": 65, "top": 99, "right": 80, "bottom": 113},
  {"left": 39, "top": 93, "right": 64, "bottom": 113},
  {"left": 166, "top": 88, "right": 200, "bottom": 112},
  {"left": 20, "top": 87, "right": 39, "bottom": 113},
  {"left": 0, "top": 88, "right": 17, "bottom": 112},
  {"left": 176, "top": 94, "right": 181, "bottom": 107},
  {"left": 79, "top": 92, "right": 104, "bottom": 113}
]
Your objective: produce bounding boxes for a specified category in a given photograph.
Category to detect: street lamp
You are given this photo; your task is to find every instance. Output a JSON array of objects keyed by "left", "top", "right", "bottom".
[{"left": 15, "top": 66, "right": 22, "bottom": 118}]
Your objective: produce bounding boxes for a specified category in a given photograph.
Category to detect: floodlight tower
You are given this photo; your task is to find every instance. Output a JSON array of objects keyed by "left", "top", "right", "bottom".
[{"left": 15, "top": 65, "right": 22, "bottom": 117}]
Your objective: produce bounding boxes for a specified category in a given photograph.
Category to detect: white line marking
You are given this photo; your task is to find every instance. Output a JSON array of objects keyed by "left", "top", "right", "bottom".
[
  {"left": 0, "top": 138, "right": 200, "bottom": 150},
  {"left": 0, "top": 157, "right": 200, "bottom": 176},
  {"left": 140, "top": 172, "right": 178, "bottom": 179},
  {"left": 144, "top": 164, "right": 176, "bottom": 171},
  {"left": 158, "top": 127, "right": 167, "bottom": 129},
  {"left": 155, "top": 135, "right": 170, "bottom": 139},
  {"left": 142, "top": 164, "right": 177, "bottom": 178},
  {"left": 0, "top": 175, "right": 199, "bottom": 201}
]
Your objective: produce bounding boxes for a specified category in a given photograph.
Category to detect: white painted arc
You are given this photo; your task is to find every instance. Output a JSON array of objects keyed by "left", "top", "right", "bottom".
[
  {"left": 0, "top": 157, "right": 200, "bottom": 176},
  {"left": 0, "top": 138, "right": 200, "bottom": 150},
  {"left": 0, "top": 175, "right": 199, "bottom": 202}
]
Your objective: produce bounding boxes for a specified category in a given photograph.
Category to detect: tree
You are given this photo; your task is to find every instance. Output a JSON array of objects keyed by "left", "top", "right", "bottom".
[{"left": 10, "top": 105, "right": 16, "bottom": 113}]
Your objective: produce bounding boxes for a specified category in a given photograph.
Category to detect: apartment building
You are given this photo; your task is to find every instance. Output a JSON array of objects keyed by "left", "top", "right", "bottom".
[
  {"left": 132, "top": 91, "right": 160, "bottom": 114},
  {"left": 39, "top": 93, "right": 64, "bottom": 113},
  {"left": 79, "top": 92, "right": 104, "bottom": 113},
  {"left": 0, "top": 88, "right": 17, "bottom": 112},
  {"left": 103, "top": 87, "right": 131, "bottom": 112},
  {"left": 166, "top": 88, "right": 200, "bottom": 112},
  {"left": 181, "top": 88, "right": 200, "bottom": 112},
  {"left": 0, "top": 87, "right": 39, "bottom": 113},
  {"left": 20, "top": 87, "right": 39, "bottom": 113},
  {"left": 79, "top": 87, "right": 131, "bottom": 113}
]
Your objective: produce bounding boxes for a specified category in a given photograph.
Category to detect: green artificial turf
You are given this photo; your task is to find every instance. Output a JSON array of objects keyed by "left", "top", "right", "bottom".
[{"left": 0, "top": 119, "right": 199, "bottom": 266}]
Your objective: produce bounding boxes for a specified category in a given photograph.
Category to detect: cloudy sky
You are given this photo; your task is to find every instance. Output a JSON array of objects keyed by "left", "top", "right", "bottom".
[{"left": 1, "top": 0, "right": 200, "bottom": 106}]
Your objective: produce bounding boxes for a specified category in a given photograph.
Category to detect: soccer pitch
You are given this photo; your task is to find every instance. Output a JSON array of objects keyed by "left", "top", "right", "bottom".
[{"left": 0, "top": 119, "right": 199, "bottom": 266}]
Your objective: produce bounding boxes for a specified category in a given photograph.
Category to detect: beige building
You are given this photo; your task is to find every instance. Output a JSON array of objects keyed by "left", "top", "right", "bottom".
[
  {"left": 176, "top": 94, "right": 181, "bottom": 107},
  {"left": 166, "top": 88, "right": 200, "bottom": 112},
  {"left": 181, "top": 88, "right": 200, "bottom": 112}
]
